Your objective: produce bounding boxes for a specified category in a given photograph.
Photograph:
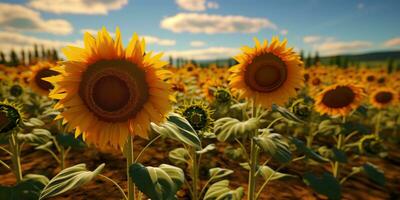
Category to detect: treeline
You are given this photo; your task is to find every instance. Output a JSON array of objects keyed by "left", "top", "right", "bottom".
[
  {"left": 0, "top": 44, "right": 59, "bottom": 67},
  {"left": 168, "top": 56, "right": 238, "bottom": 68}
]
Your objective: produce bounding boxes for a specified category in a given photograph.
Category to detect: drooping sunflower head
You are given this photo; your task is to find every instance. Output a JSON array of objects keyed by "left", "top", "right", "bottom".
[
  {"left": 0, "top": 101, "right": 23, "bottom": 134},
  {"left": 370, "top": 88, "right": 398, "bottom": 109},
  {"left": 46, "top": 27, "right": 172, "bottom": 149},
  {"left": 214, "top": 88, "right": 232, "bottom": 104},
  {"left": 178, "top": 101, "right": 213, "bottom": 132},
  {"left": 29, "top": 62, "right": 59, "bottom": 96},
  {"left": 229, "top": 37, "right": 304, "bottom": 108},
  {"left": 314, "top": 82, "right": 364, "bottom": 117}
]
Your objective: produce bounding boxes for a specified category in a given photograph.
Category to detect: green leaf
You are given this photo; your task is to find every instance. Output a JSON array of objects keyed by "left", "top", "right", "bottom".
[
  {"left": 169, "top": 148, "right": 190, "bottom": 165},
  {"left": 362, "top": 163, "right": 385, "bottom": 186},
  {"left": 208, "top": 168, "right": 234, "bottom": 182},
  {"left": 39, "top": 163, "right": 105, "bottom": 199},
  {"left": 332, "top": 147, "right": 347, "bottom": 163},
  {"left": 303, "top": 172, "right": 341, "bottom": 200},
  {"left": 18, "top": 129, "right": 52, "bottom": 145},
  {"left": 290, "top": 137, "right": 329, "bottom": 163},
  {"left": 130, "top": 163, "right": 184, "bottom": 200},
  {"left": 272, "top": 104, "right": 304, "bottom": 123},
  {"left": 214, "top": 117, "right": 259, "bottom": 142},
  {"left": 56, "top": 134, "right": 86, "bottom": 149},
  {"left": 343, "top": 122, "right": 369, "bottom": 135},
  {"left": 318, "top": 120, "right": 341, "bottom": 136},
  {"left": 151, "top": 113, "right": 201, "bottom": 149},
  {"left": 204, "top": 180, "right": 244, "bottom": 200},
  {"left": 254, "top": 132, "right": 292, "bottom": 163},
  {"left": 196, "top": 144, "right": 216, "bottom": 154},
  {"left": 0, "top": 174, "right": 49, "bottom": 200},
  {"left": 24, "top": 118, "right": 45, "bottom": 127},
  {"left": 224, "top": 146, "right": 245, "bottom": 160},
  {"left": 258, "top": 165, "right": 296, "bottom": 181}
]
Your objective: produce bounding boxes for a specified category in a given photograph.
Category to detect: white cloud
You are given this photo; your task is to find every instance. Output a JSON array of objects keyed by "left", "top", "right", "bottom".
[
  {"left": 313, "top": 40, "right": 372, "bottom": 56},
  {"left": 142, "top": 35, "right": 176, "bottom": 46},
  {"left": 0, "top": 3, "right": 73, "bottom": 35},
  {"left": 357, "top": 3, "right": 365, "bottom": 9},
  {"left": 0, "top": 31, "right": 82, "bottom": 54},
  {"left": 190, "top": 40, "right": 206, "bottom": 47},
  {"left": 165, "top": 47, "right": 239, "bottom": 60},
  {"left": 303, "top": 35, "right": 321, "bottom": 44},
  {"left": 27, "top": 0, "right": 128, "bottom": 15},
  {"left": 280, "top": 29, "right": 288, "bottom": 35},
  {"left": 161, "top": 13, "right": 277, "bottom": 34},
  {"left": 383, "top": 37, "right": 400, "bottom": 47},
  {"left": 175, "top": 0, "right": 219, "bottom": 11}
]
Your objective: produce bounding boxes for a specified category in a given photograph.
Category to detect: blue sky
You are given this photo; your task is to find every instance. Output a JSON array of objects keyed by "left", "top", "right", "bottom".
[{"left": 1, "top": 0, "right": 400, "bottom": 60}]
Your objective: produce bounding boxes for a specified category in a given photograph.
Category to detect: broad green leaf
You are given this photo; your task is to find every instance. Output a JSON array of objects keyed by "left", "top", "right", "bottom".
[
  {"left": 303, "top": 172, "right": 341, "bottom": 200},
  {"left": 224, "top": 146, "right": 245, "bottom": 160},
  {"left": 290, "top": 137, "right": 329, "bottom": 163},
  {"left": 254, "top": 132, "right": 292, "bottom": 163},
  {"left": 214, "top": 117, "right": 259, "bottom": 142},
  {"left": 151, "top": 113, "right": 201, "bottom": 149},
  {"left": 39, "top": 163, "right": 104, "bottom": 199},
  {"left": 169, "top": 148, "right": 190, "bottom": 165},
  {"left": 272, "top": 104, "right": 304, "bottom": 123},
  {"left": 24, "top": 118, "right": 45, "bottom": 127},
  {"left": 0, "top": 174, "right": 48, "bottom": 200},
  {"left": 130, "top": 163, "right": 184, "bottom": 200},
  {"left": 208, "top": 168, "right": 234, "bottom": 182},
  {"left": 204, "top": 180, "right": 244, "bottom": 200},
  {"left": 318, "top": 120, "right": 341, "bottom": 136},
  {"left": 196, "top": 144, "right": 216, "bottom": 154},
  {"left": 332, "top": 147, "right": 347, "bottom": 163},
  {"left": 258, "top": 165, "right": 296, "bottom": 181},
  {"left": 56, "top": 134, "right": 86, "bottom": 149},
  {"left": 362, "top": 163, "right": 385, "bottom": 186},
  {"left": 18, "top": 129, "right": 52, "bottom": 145}
]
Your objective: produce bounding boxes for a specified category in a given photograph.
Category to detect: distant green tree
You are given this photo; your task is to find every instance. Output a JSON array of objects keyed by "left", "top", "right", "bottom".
[
  {"left": 34, "top": 44, "right": 39, "bottom": 61},
  {"left": 41, "top": 45, "right": 46, "bottom": 60},
  {"left": 0, "top": 51, "right": 6, "bottom": 64},
  {"left": 314, "top": 51, "right": 320, "bottom": 66},
  {"left": 52, "top": 49, "right": 59, "bottom": 61},
  {"left": 387, "top": 58, "right": 395, "bottom": 73},
  {"left": 305, "top": 53, "right": 312, "bottom": 68},
  {"left": 335, "top": 56, "right": 342, "bottom": 67},
  {"left": 28, "top": 51, "right": 33, "bottom": 65},
  {"left": 9, "top": 49, "right": 20, "bottom": 66},
  {"left": 20, "top": 50, "right": 26, "bottom": 66},
  {"left": 168, "top": 56, "right": 173, "bottom": 66},
  {"left": 299, "top": 50, "right": 304, "bottom": 62}
]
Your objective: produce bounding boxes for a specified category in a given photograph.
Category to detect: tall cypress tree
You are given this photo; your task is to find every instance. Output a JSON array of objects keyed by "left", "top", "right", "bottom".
[
  {"left": 299, "top": 50, "right": 304, "bottom": 62},
  {"left": 34, "top": 44, "right": 39, "bottom": 63},
  {"left": 9, "top": 49, "right": 20, "bottom": 67},
  {"left": 305, "top": 53, "right": 312, "bottom": 68},
  {"left": 314, "top": 51, "right": 320, "bottom": 66},
  {"left": 52, "top": 49, "right": 59, "bottom": 61},
  {"left": 20, "top": 50, "right": 26, "bottom": 66},
  {"left": 0, "top": 51, "right": 5, "bottom": 64}
]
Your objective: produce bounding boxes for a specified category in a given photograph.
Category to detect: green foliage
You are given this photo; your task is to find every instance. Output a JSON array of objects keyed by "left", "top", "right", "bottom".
[
  {"left": 0, "top": 174, "right": 49, "bottom": 200},
  {"left": 39, "top": 163, "right": 104, "bottom": 199},
  {"left": 290, "top": 137, "right": 329, "bottom": 163},
  {"left": 258, "top": 165, "right": 296, "bottom": 181},
  {"left": 204, "top": 180, "right": 244, "bottom": 200},
  {"left": 129, "top": 163, "right": 184, "bottom": 200},
  {"left": 303, "top": 172, "right": 341, "bottom": 200},
  {"left": 362, "top": 163, "right": 385, "bottom": 186},
  {"left": 254, "top": 132, "right": 292, "bottom": 163},
  {"left": 214, "top": 117, "right": 259, "bottom": 142}
]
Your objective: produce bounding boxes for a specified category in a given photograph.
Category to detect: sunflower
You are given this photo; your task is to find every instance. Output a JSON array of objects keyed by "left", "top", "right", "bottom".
[
  {"left": 370, "top": 88, "right": 398, "bottom": 109},
  {"left": 178, "top": 101, "right": 213, "bottom": 132},
  {"left": 0, "top": 101, "right": 23, "bottom": 134},
  {"left": 229, "top": 37, "right": 303, "bottom": 108},
  {"left": 214, "top": 88, "right": 232, "bottom": 104},
  {"left": 45, "top": 27, "right": 171, "bottom": 148},
  {"left": 314, "top": 82, "right": 364, "bottom": 116},
  {"left": 29, "top": 62, "right": 59, "bottom": 95}
]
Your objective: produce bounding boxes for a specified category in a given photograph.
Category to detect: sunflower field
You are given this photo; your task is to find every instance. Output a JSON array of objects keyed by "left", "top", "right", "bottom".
[{"left": 0, "top": 28, "right": 400, "bottom": 200}]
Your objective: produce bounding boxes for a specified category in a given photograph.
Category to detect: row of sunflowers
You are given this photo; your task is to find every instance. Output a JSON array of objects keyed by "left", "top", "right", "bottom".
[{"left": 0, "top": 27, "right": 399, "bottom": 200}]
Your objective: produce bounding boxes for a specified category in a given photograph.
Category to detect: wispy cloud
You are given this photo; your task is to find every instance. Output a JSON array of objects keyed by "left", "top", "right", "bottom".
[
  {"left": 0, "top": 3, "right": 73, "bottom": 35},
  {"left": 176, "top": 0, "right": 219, "bottom": 11},
  {"left": 383, "top": 37, "right": 400, "bottom": 47},
  {"left": 303, "top": 35, "right": 322, "bottom": 44},
  {"left": 0, "top": 31, "right": 82, "bottom": 54},
  {"left": 27, "top": 0, "right": 128, "bottom": 15},
  {"left": 313, "top": 40, "right": 373, "bottom": 55},
  {"left": 190, "top": 40, "right": 206, "bottom": 47},
  {"left": 165, "top": 47, "right": 239, "bottom": 60},
  {"left": 142, "top": 35, "right": 176, "bottom": 46},
  {"left": 161, "top": 13, "right": 277, "bottom": 34}
]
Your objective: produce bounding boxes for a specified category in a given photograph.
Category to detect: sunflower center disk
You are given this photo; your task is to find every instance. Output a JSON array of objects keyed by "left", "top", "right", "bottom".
[
  {"left": 375, "top": 92, "right": 393, "bottom": 104},
  {"left": 321, "top": 86, "right": 356, "bottom": 108},
  {"left": 79, "top": 60, "right": 149, "bottom": 122},
  {"left": 245, "top": 53, "right": 287, "bottom": 92},
  {"left": 35, "top": 68, "right": 58, "bottom": 91}
]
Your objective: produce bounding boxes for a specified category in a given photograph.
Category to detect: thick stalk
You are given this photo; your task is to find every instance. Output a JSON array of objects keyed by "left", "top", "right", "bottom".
[
  {"left": 247, "top": 101, "right": 258, "bottom": 200},
  {"left": 10, "top": 132, "right": 22, "bottom": 183},
  {"left": 333, "top": 117, "right": 345, "bottom": 179},
  {"left": 60, "top": 146, "right": 65, "bottom": 170},
  {"left": 191, "top": 148, "right": 199, "bottom": 200},
  {"left": 374, "top": 111, "right": 382, "bottom": 139},
  {"left": 126, "top": 135, "right": 135, "bottom": 200}
]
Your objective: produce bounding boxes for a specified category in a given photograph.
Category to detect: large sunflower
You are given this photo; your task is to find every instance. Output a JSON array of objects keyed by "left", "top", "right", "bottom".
[
  {"left": 29, "top": 62, "right": 59, "bottom": 95},
  {"left": 229, "top": 37, "right": 303, "bottom": 108},
  {"left": 46, "top": 28, "right": 172, "bottom": 148},
  {"left": 314, "top": 82, "right": 364, "bottom": 116},
  {"left": 370, "top": 88, "right": 398, "bottom": 109}
]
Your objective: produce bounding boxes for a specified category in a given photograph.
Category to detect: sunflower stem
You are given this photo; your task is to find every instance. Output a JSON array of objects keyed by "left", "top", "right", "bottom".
[
  {"left": 10, "top": 132, "right": 23, "bottom": 183},
  {"left": 126, "top": 135, "right": 135, "bottom": 200},
  {"left": 333, "top": 117, "right": 345, "bottom": 179},
  {"left": 374, "top": 111, "right": 382, "bottom": 139},
  {"left": 248, "top": 100, "right": 258, "bottom": 200},
  {"left": 191, "top": 148, "right": 199, "bottom": 200}
]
